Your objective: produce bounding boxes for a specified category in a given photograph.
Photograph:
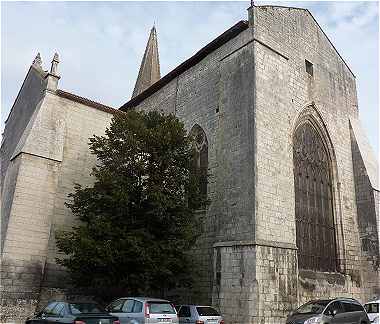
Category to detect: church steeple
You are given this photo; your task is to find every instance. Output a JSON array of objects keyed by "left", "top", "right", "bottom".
[{"left": 132, "top": 25, "right": 161, "bottom": 98}]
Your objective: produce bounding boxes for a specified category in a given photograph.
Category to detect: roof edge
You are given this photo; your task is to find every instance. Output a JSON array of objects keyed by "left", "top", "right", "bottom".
[
  {"left": 305, "top": 8, "right": 355, "bottom": 78},
  {"left": 4, "top": 65, "right": 45, "bottom": 125},
  {"left": 255, "top": 5, "right": 355, "bottom": 78},
  {"left": 56, "top": 89, "right": 124, "bottom": 116},
  {"left": 120, "top": 20, "right": 249, "bottom": 111},
  {"left": 255, "top": 4, "right": 308, "bottom": 11}
]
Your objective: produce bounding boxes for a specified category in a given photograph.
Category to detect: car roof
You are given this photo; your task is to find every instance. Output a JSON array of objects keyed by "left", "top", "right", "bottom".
[
  {"left": 304, "top": 299, "right": 333, "bottom": 304},
  {"left": 365, "top": 299, "right": 380, "bottom": 304},
  {"left": 116, "top": 297, "right": 171, "bottom": 303},
  {"left": 48, "top": 300, "right": 99, "bottom": 304},
  {"left": 333, "top": 297, "right": 361, "bottom": 303},
  {"left": 302, "top": 298, "right": 361, "bottom": 305},
  {"left": 178, "top": 305, "right": 216, "bottom": 307}
]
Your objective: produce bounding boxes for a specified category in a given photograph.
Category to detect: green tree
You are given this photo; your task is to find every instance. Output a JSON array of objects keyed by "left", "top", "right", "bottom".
[{"left": 56, "top": 111, "right": 207, "bottom": 299}]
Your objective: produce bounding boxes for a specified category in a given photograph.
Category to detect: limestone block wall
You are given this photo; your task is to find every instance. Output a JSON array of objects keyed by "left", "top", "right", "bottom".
[
  {"left": 134, "top": 27, "right": 256, "bottom": 304},
  {"left": 1, "top": 153, "right": 61, "bottom": 322},
  {"left": 1, "top": 66, "right": 46, "bottom": 185},
  {"left": 1, "top": 65, "right": 46, "bottom": 250},
  {"left": 212, "top": 244, "right": 257, "bottom": 324},
  {"left": 350, "top": 124, "right": 380, "bottom": 299},
  {"left": 251, "top": 5, "right": 379, "bottom": 319},
  {"left": 254, "top": 246, "right": 298, "bottom": 324},
  {"left": 1, "top": 88, "right": 115, "bottom": 322},
  {"left": 350, "top": 125, "right": 379, "bottom": 258},
  {"left": 37, "top": 94, "right": 114, "bottom": 302}
]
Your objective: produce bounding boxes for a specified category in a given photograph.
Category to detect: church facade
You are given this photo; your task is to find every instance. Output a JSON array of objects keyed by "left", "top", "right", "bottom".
[{"left": 1, "top": 5, "right": 379, "bottom": 324}]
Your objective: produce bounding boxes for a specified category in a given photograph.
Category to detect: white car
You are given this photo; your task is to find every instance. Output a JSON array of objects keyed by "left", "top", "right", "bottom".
[{"left": 364, "top": 299, "right": 379, "bottom": 324}]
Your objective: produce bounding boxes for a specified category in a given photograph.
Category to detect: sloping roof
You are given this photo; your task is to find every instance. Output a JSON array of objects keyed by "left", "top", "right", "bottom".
[
  {"left": 120, "top": 20, "right": 249, "bottom": 111},
  {"left": 56, "top": 89, "right": 125, "bottom": 116},
  {"left": 132, "top": 26, "right": 161, "bottom": 98}
]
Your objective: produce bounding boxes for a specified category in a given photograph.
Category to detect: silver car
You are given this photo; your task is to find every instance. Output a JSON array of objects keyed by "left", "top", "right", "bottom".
[
  {"left": 107, "top": 297, "right": 178, "bottom": 324},
  {"left": 286, "top": 298, "right": 370, "bottom": 324},
  {"left": 177, "top": 305, "right": 224, "bottom": 324}
]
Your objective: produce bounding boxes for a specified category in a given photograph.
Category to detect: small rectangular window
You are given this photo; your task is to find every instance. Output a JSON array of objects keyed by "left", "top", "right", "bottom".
[{"left": 305, "top": 60, "right": 313, "bottom": 76}]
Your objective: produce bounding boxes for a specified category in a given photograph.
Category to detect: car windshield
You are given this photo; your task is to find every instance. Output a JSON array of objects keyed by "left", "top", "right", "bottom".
[
  {"left": 364, "top": 303, "right": 379, "bottom": 314},
  {"left": 69, "top": 303, "right": 104, "bottom": 314},
  {"left": 148, "top": 302, "right": 176, "bottom": 314},
  {"left": 196, "top": 307, "right": 220, "bottom": 316},
  {"left": 294, "top": 301, "right": 331, "bottom": 315}
]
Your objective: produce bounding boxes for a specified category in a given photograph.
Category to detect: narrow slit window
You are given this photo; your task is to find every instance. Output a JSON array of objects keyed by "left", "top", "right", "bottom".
[{"left": 305, "top": 60, "right": 314, "bottom": 76}]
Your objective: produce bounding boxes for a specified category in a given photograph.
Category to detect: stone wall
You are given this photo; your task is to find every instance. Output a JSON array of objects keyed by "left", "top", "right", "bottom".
[
  {"left": 251, "top": 5, "right": 379, "bottom": 322},
  {"left": 1, "top": 5, "right": 379, "bottom": 324},
  {"left": 134, "top": 27, "right": 256, "bottom": 305},
  {"left": 350, "top": 124, "right": 380, "bottom": 299},
  {"left": 0, "top": 88, "right": 114, "bottom": 323},
  {"left": 40, "top": 93, "right": 113, "bottom": 293},
  {"left": 212, "top": 244, "right": 257, "bottom": 324},
  {"left": 1, "top": 66, "right": 46, "bottom": 251}
]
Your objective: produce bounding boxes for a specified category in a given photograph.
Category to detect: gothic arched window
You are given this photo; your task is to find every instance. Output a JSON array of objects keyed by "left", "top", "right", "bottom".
[
  {"left": 293, "top": 122, "right": 337, "bottom": 272},
  {"left": 189, "top": 125, "right": 208, "bottom": 201}
]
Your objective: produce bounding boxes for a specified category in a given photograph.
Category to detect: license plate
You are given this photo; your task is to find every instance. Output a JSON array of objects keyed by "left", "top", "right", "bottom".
[{"left": 158, "top": 319, "right": 171, "bottom": 322}]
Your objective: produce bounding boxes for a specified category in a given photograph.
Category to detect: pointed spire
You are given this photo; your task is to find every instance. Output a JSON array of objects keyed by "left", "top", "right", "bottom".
[
  {"left": 32, "top": 53, "right": 43, "bottom": 68},
  {"left": 50, "top": 52, "right": 60, "bottom": 76},
  {"left": 45, "top": 52, "right": 61, "bottom": 92},
  {"left": 132, "top": 25, "right": 161, "bottom": 98}
]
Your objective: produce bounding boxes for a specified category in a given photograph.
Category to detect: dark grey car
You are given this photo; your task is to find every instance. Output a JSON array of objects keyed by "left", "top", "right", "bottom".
[
  {"left": 25, "top": 301, "right": 120, "bottom": 324},
  {"left": 286, "top": 298, "right": 370, "bottom": 324}
]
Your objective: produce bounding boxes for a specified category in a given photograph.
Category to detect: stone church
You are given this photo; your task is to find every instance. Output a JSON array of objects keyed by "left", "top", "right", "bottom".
[{"left": 1, "top": 4, "right": 379, "bottom": 324}]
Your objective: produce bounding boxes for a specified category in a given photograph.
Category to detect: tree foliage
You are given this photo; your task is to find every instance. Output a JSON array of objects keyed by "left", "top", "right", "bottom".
[{"left": 56, "top": 111, "right": 206, "bottom": 298}]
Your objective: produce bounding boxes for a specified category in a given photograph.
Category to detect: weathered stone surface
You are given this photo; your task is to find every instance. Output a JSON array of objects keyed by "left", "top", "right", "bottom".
[{"left": 1, "top": 4, "right": 379, "bottom": 324}]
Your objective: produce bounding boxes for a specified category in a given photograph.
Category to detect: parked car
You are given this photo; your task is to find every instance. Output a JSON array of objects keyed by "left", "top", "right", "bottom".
[
  {"left": 286, "top": 297, "right": 370, "bottom": 324},
  {"left": 25, "top": 300, "right": 120, "bottom": 324},
  {"left": 176, "top": 305, "right": 224, "bottom": 324},
  {"left": 364, "top": 299, "right": 379, "bottom": 324},
  {"left": 106, "top": 297, "right": 178, "bottom": 324}
]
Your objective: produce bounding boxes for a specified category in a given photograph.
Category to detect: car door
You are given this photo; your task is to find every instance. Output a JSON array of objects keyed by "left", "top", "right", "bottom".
[
  {"left": 325, "top": 301, "right": 347, "bottom": 324},
  {"left": 341, "top": 301, "right": 363, "bottom": 324},
  {"left": 130, "top": 300, "right": 144, "bottom": 324},
  {"left": 178, "top": 306, "right": 192, "bottom": 324},
  {"left": 120, "top": 299, "right": 135, "bottom": 323}
]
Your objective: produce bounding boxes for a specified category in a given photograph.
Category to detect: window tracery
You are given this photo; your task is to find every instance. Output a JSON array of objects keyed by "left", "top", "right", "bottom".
[
  {"left": 190, "top": 125, "right": 208, "bottom": 201},
  {"left": 293, "top": 122, "right": 337, "bottom": 272}
]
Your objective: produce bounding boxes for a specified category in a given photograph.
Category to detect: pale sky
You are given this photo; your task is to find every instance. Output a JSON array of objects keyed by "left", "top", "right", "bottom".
[{"left": 1, "top": 1, "right": 379, "bottom": 156}]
